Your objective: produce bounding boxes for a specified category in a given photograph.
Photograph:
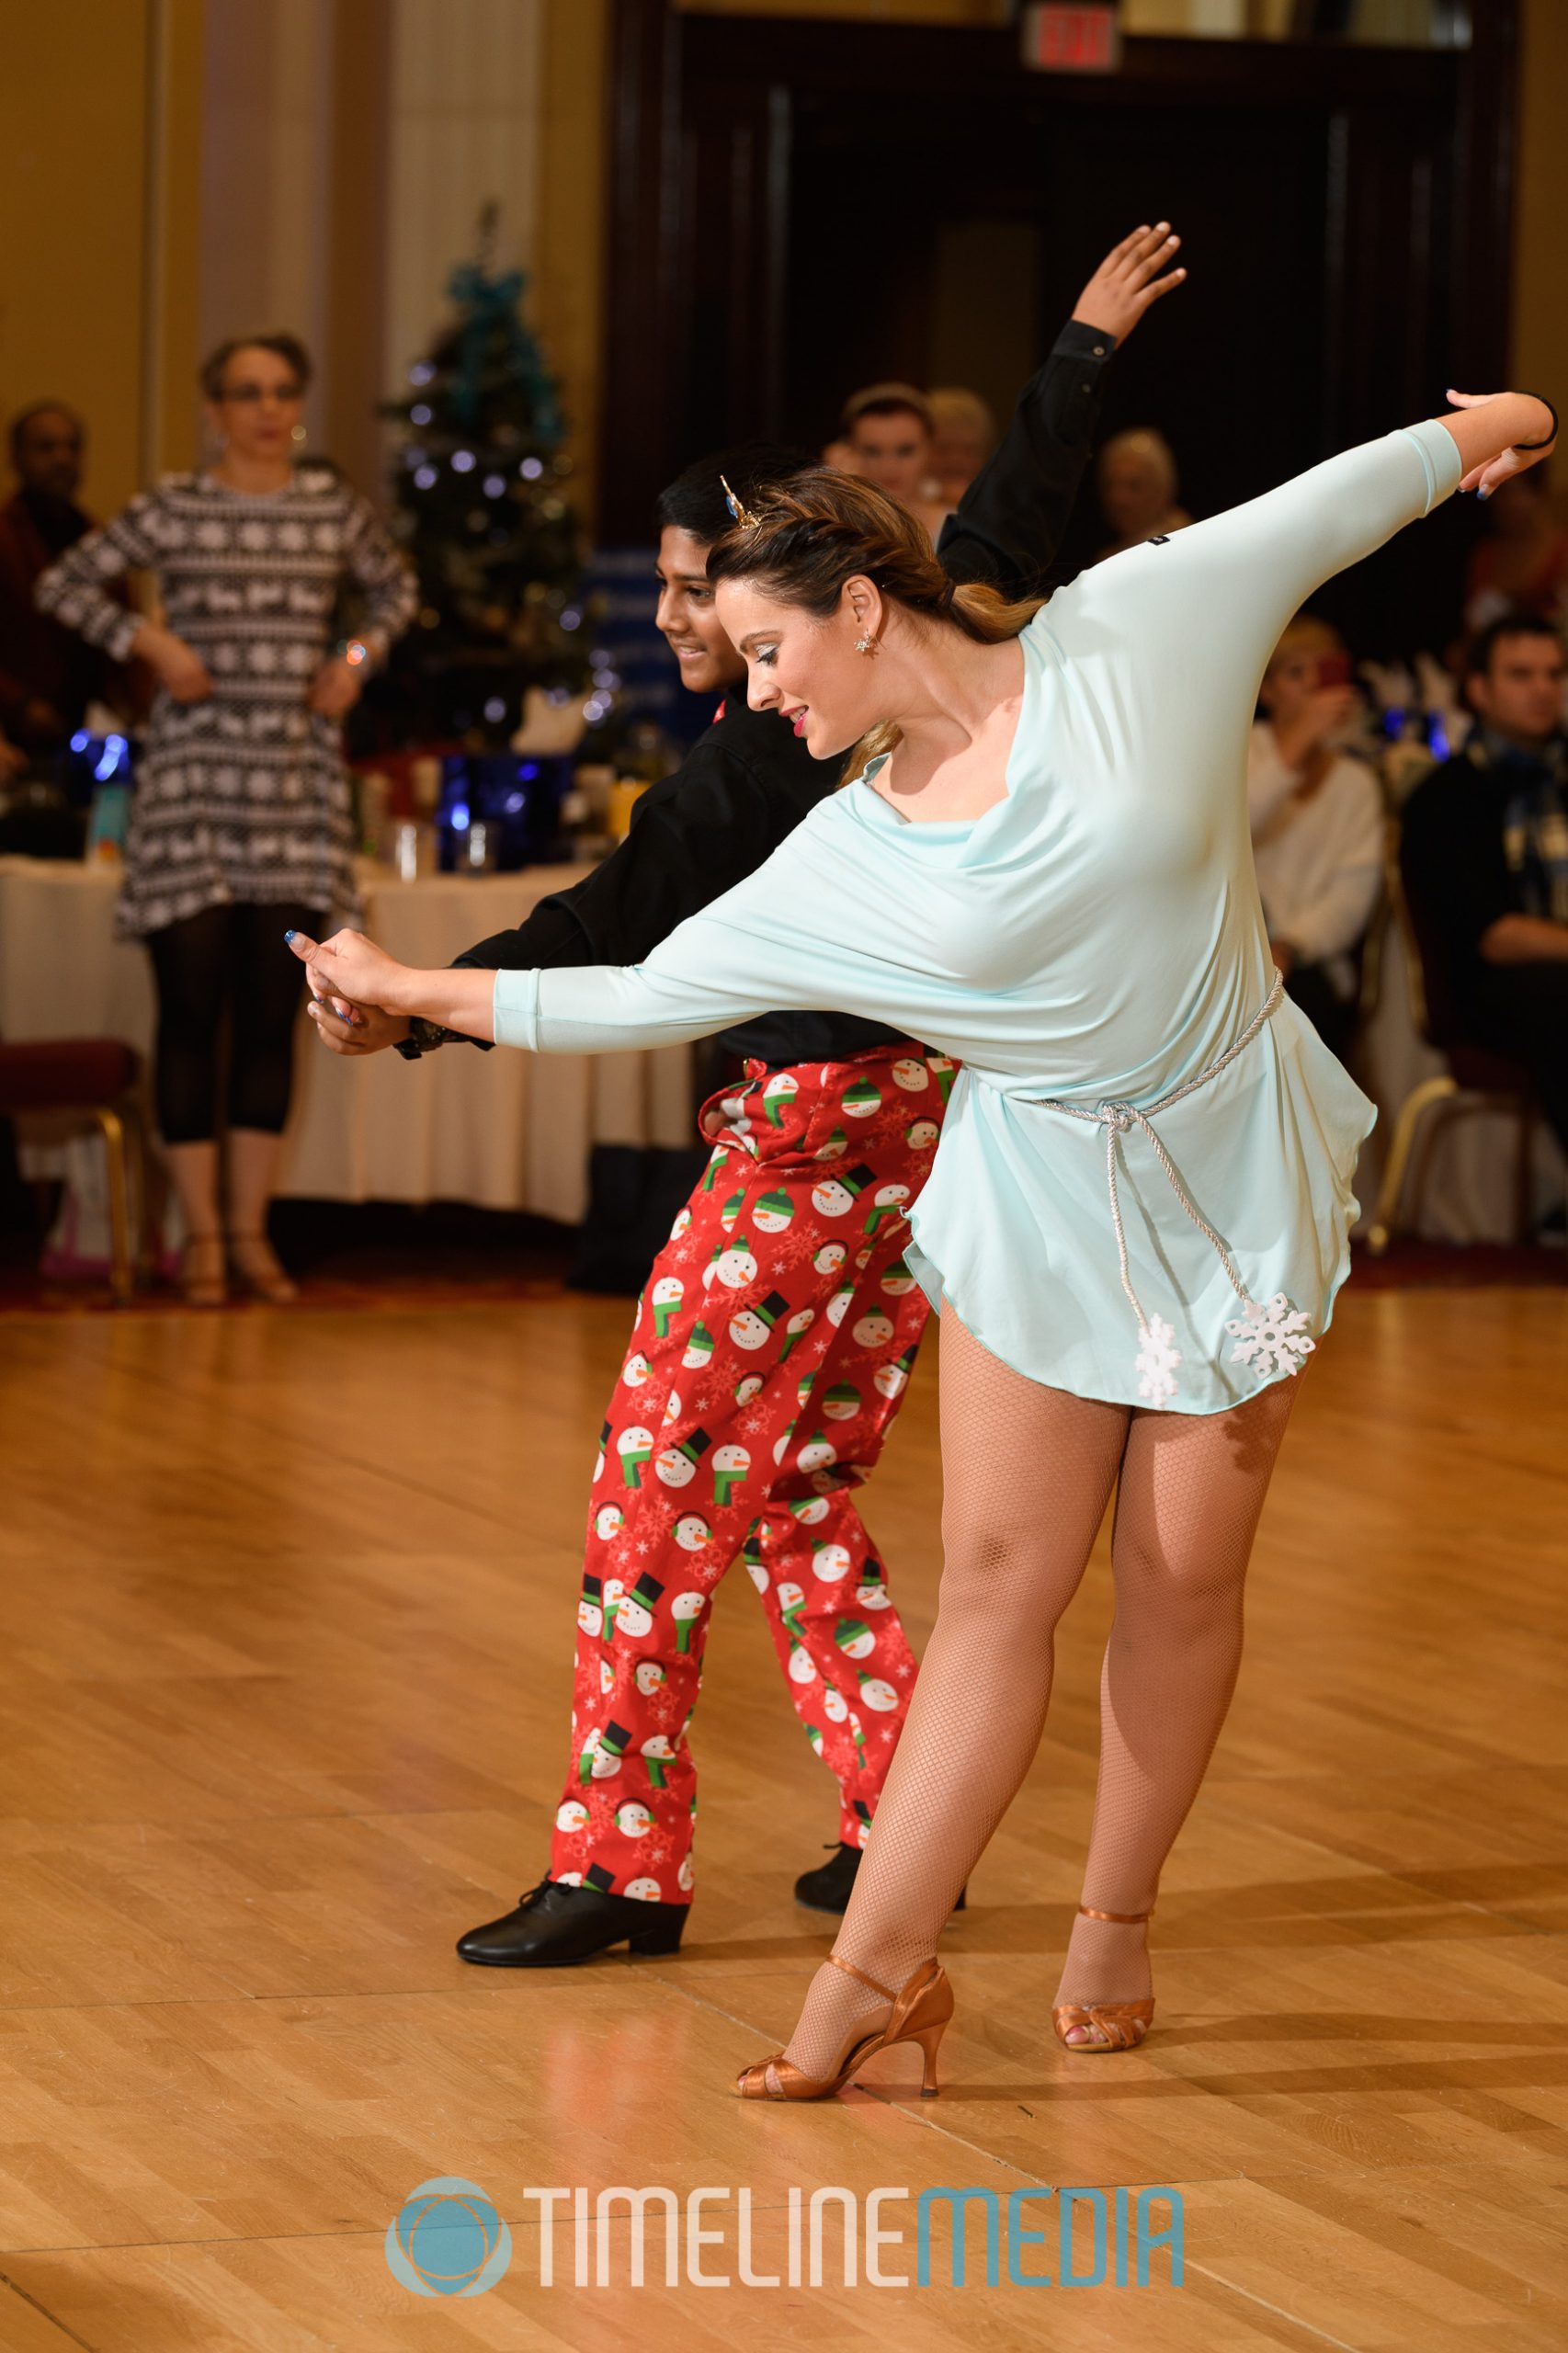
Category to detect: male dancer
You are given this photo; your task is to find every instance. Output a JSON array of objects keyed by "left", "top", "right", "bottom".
[{"left": 312, "top": 226, "right": 1186, "bottom": 1965}]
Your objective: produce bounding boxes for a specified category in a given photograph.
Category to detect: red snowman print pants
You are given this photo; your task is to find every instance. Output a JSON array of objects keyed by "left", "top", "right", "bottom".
[{"left": 549, "top": 1041, "right": 955, "bottom": 1904}]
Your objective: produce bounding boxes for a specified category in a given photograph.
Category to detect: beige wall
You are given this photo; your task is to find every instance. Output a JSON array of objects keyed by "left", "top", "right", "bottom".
[
  {"left": 199, "top": 0, "right": 335, "bottom": 449},
  {"left": 0, "top": 0, "right": 606, "bottom": 520},
  {"left": 382, "top": 0, "right": 546, "bottom": 398},
  {"left": 146, "top": 1, "right": 210, "bottom": 487},
  {"left": 0, "top": 2, "right": 153, "bottom": 516},
  {"left": 537, "top": 1, "right": 609, "bottom": 514},
  {"left": 0, "top": 0, "right": 206, "bottom": 510},
  {"left": 5, "top": 0, "right": 1559, "bottom": 536}
]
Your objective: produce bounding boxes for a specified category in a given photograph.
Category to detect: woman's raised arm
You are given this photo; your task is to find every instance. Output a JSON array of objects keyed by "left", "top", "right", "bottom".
[{"left": 1068, "top": 391, "right": 1553, "bottom": 764}]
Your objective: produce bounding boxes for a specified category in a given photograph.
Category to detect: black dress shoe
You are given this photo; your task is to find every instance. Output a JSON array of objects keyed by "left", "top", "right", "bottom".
[
  {"left": 457, "top": 1877, "right": 687, "bottom": 1967},
  {"left": 793, "top": 1842, "right": 967, "bottom": 1917}
]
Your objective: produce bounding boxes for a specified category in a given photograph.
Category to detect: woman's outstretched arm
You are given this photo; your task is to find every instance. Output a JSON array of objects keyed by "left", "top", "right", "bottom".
[
  {"left": 290, "top": 932, "right": 505, "bottom": 1039},
  {"left": 290, "top": 923, "right": 769, "bottom": 1051},
  {"left": 290, "top": 845, "right": 820, "bottom": 1054},
  {"left": 289, "top": 798, "right": 969, "bottom": 1059}
]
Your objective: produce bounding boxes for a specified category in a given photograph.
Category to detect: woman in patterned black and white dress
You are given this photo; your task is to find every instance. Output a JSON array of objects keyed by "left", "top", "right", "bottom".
[{"left": 38, "top": 334, "right": 415, "bottom": 1303}]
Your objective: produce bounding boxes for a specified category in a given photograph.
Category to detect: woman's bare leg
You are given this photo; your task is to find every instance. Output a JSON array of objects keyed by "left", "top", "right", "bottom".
[
  {"left": 778, "top": 1305, "right": 1129, "bottom": 2080},
  {"left": 1053, "top": 1376, "right": 1301, "bottom": 2040}
]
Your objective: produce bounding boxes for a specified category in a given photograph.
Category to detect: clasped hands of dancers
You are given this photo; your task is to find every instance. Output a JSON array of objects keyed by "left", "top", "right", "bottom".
[{"left": 292, "top": 238, "right": 1554, "bottom": 2101}]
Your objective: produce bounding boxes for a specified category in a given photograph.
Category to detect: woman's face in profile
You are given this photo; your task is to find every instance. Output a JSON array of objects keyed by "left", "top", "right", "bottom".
[
  {"left": 654, "top": 526, "right": 746, "bottom": 696},
  {"left": 715, "top": 576, "right": 882, "bottom": 761}
]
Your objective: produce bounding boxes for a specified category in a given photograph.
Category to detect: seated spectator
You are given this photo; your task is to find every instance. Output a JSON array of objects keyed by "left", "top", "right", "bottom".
[
  {"left": 1400, "top": 614, "right": 1568, "bottom": 1155},
  {"left": 1248, "top": 616, "right": 1383, "bottom": 1056},
  {"left": 0, "top": 403, "right": 142, "bottom": 760},
  {"left": 1462, "top": 469, "right": 1567, "bottom": 637},
  {"left": 928, "top": 385, "right": 997, "bottom": 508},
  {"left": 835, "top": 381, "right": 949, "bottom": 545},
  {"left": 1094, "top": 426, "right": 1191, "bottom": 563}
]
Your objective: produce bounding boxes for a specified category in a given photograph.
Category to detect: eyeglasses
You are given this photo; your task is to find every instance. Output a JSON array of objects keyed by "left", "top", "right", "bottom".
[{"left": 220, "top": 382, "right": 304, "bottom": 405}]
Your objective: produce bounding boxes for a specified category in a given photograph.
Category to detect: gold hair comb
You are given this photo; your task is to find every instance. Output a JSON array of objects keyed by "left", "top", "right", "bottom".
[{"left": 720, "top": 473, "right": 761, "bottom": 530}]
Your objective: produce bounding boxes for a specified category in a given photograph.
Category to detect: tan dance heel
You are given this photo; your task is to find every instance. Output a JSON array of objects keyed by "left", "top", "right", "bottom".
[
  {"left": 1051, "top": 1904, "right": 1155, "bottom": 2052},
  {"left": 227, "top": 1232, "right": 300, "bottom": 1305},
  {"left": 178, "top": 1232, "right": 227, "bottom": 1309},
  {"left": 735, "top": 1952, "right": 953, "bottom": 2101}
]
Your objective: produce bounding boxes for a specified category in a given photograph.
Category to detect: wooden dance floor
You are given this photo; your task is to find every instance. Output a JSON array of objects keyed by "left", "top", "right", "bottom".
[{"left": 1, "top": 1279, "right": 1565, "bottom": 2348}]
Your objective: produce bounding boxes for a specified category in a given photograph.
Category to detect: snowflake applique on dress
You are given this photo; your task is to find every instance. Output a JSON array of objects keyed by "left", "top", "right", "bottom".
[
  {"left": 1134, "top": 1315, "right": 1182, "bottom": 1407},
  {"left": 1225, "top": 1292, "right": 1315, "bottom": 1381}
]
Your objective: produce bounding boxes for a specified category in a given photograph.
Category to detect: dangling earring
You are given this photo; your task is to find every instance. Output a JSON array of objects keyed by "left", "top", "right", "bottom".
[
  {"left": 855, "top": 633, "right": 878, "bottom": 655},
  {"left": 290, "top": 423, "right": 308, "bottom": 446}
]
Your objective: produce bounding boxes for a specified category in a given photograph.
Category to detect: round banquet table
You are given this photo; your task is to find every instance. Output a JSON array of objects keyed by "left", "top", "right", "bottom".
[
  {"left": 0, "top": 855, "right": 696, "bottom": 1256},
  {"left": 0, "top": 852, "right": 1560, "bottom": 1267}
]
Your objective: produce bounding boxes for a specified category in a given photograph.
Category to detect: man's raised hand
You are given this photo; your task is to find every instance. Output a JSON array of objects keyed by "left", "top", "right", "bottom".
[{"left": 1074, "top": 223, "right": 1187, "bottom": 346}]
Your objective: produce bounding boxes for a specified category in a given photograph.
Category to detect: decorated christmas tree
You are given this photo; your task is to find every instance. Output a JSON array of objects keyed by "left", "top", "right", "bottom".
[{"left": 367, "top": 206, "right": 598, "bottom": 750}]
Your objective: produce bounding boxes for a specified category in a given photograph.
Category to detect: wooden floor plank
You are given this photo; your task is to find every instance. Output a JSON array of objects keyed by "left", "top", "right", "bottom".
[{"left": 0, "top": 1282, "right": 1564, "bottom": 2347}]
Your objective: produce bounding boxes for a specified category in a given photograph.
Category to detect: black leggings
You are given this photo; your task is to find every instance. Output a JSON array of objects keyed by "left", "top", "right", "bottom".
[{"left": 146, "top": 900, "right": 322, "bottom": 1144}]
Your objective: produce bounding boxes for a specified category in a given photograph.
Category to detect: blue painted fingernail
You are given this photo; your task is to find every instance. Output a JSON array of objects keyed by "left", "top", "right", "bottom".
[
  {"left": 284, "top": 928, "right": 297, "bottom": 943},
  {"left": 336, "top": 1005, "right": 353, "bottom": 1023},
  {"left": 1477, "top": 487, "right": 1491, "bottom": 502}
]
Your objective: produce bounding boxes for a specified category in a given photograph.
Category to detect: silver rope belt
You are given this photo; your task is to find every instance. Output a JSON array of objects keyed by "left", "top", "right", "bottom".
[{"left": 1025, "top": 971, "right": 1312, "bottom": 1405}]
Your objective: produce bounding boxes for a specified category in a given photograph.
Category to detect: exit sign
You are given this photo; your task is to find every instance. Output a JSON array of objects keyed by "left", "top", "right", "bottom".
[{"left": 1020, "top": 4, "right": 1121, "bottom": 73}]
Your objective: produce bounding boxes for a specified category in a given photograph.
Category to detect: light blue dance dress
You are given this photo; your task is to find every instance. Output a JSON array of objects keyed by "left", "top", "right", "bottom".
[{"left": 494, "top": 421, "right": 1461, "bottom": 1413}]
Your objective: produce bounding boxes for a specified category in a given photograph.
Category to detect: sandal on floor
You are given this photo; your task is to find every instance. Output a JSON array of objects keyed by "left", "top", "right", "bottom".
[
  {"left": 178, "top": 1232, "right": 227, "bottom": 1309},
  {"left": 735, "top": 1952, "right": 952, "bottom": 2101},
  {"left": 227, "top": 1232, "right": 299, "bottom": 1305},
  {"left": 1051, "top": 1904, "right": 1155, "bottom": 2052}
]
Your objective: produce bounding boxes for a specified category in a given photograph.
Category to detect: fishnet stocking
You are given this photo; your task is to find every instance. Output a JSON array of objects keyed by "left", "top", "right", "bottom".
[{"left": 778, "top": 1305, "right": 1299, "bottom": 2079}]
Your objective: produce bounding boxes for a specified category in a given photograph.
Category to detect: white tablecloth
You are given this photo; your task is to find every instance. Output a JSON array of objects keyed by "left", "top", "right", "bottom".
[
  {"left": 0, "top": 856, "right": 695, "bottom": 1242},
  {"left": 2, "top": 853, "right": 1559, "bottom": 1257}
]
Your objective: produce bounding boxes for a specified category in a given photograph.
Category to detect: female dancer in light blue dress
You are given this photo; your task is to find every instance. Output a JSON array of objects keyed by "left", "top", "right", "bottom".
[{"left": 293, "top": 389, "right": 1554, "bottom": 2097}]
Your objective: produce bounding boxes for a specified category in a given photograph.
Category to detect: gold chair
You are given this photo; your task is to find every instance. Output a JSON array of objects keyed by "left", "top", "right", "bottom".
[
  {"left": 1366, "top": 861, "right": 1541, "bottom": 1255},
  {"left": 0, "top": 1039, "right": 148, "bottom": 1303}
]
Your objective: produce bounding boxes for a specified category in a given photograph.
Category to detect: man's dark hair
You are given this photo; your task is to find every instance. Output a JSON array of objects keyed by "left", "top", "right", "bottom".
[
  {"left": 655, "top": 440, "right": 812, "bottom": 550},
  {"left": 1464, "top": 611, "right": 1564, "bottom": 679},
  {"left": 199, "top": 333, "right": 313, "bottom": 403},
  {"left": 8, "top": 401, "right": 84, "bottom": 462}
]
